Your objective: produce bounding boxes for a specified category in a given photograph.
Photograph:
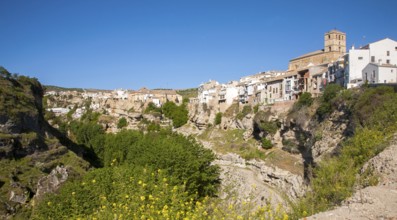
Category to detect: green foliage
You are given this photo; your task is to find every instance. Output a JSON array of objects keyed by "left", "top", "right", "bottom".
[
  {"left": 34, "top": 165, "right": 287, "bottom": 220},
  {"left": 294, "top": 92, "right": 313, "bottom": 110},
  {"left": 259, "top": 121, "right": 279, "bottom": 135},
  {"left": 253, "top": 104, "right": 259, "bottom": 113},
  {"left": 316, "top": 84, "right": 343, "bottom": 118},
  {"left": 214, "top": 112, "right": 222, "bottom": 125},
  {"left": 147, "top": 121, "right": 161, "bottom": 132},
  {"left": 117, "top": 117, "right": 128, "bottom": 129},
  {"left": 322, "top": 84, "right": 343, "bottom": 103},
  {"left": 0, "top": 69, "right": 44, "bottom": 121},
  {"left": 144, "top": 102, "right": 162, "bottom": 114},
  {"left": 33, "top": 166, "right": 192, "bottom": 219},
  {"left": 102, "top": 129, "right": 220, "bottom": 198},
  {"left": 162, "top": 101, "right": 188, "bottom": 128},
  {"left": 69, "top": 120, "right": 105, "bottom": 165},
  {"left": 261, "top": 137, "right": 273, "bottom": 149},
  {"left": 353, "top": 86, "right": 395, "bottom": 127}
]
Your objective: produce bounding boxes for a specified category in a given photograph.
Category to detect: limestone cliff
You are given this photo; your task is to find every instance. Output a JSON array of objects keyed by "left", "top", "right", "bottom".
[{"left": 0, "top": 70, "right": 90, "bottom": 218}]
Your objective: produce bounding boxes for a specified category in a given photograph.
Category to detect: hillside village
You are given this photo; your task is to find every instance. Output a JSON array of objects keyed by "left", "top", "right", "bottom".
[
  {"left": 44, "top": 30, "right": 397, "bottom": 123},
  {"left": 197, "top": 30, "right": 397, "bottom": 112},
  {"left": 2, "top": 30, "right": 397, "bottom": 219}
]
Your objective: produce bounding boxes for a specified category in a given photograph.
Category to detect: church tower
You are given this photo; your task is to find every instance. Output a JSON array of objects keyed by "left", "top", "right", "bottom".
[{"left": 324, "top": 29, "right": 346, "bottom": 53}]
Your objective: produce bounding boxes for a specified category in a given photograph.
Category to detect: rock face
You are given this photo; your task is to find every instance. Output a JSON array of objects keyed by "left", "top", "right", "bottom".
[
  {"left": 215, "top": 153, "right": 306, "bottom": 202},
  {"left": 307, "top": 141, "right": 397, "bottom": 220},
  {"left": 34, "top": 165, "right": 69, "bottom": 201},
  {"left": 309, "top": 109, "right": 352, "bottom": 163}
]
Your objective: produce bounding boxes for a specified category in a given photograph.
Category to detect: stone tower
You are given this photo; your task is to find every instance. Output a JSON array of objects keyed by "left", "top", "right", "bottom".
[{"left": 324, "top": 29, "right": 346, "bottom": 53}]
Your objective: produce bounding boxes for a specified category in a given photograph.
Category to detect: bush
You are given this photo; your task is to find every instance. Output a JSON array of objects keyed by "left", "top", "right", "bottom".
[
  {"left": 162, "top": 101, "right": 189, "bottom": 128},
  {"left": 214, "top": 112, "right": 222, "bottom": 125},
  {"left": 316, "top": 84, "right": 343, "bottom": 119},
  {"left": 117, "top": 117, "right": 128, "bottom": 129},
  {"left": 259, "top": 121, "right": 279, "bottom": 135},
  {"left": 33, "top": 166, "right": 193, "bottom": 219},
  {"left": 261, "top": 138, "right": 273, "bottom": 149},
  {"left": 102, "top": 129, "right": 220, "bottom": 198},
  {"left": 144, "top": 102, "right": 162, "bottom": 114},
  {"left": 295, "top": 92, "right": 313, "bottom": 109}
]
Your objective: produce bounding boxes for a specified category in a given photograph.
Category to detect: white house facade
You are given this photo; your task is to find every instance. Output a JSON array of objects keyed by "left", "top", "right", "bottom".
[
  {"left": 362, "top": 63, "right": 397, "bottom": 84},
  {"left": 345, "top": 38, "right": 397, "bottom": 88}
]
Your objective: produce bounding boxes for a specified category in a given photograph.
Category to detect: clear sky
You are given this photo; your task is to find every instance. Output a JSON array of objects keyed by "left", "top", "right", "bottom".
[{"left": 1, "top": 0, "right": 397, "bottom": 90}]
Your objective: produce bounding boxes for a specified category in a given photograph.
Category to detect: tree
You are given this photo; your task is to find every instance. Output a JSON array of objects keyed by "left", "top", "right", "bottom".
[{"left": 162, "top": 101, "right": 188, "bottom": 128}]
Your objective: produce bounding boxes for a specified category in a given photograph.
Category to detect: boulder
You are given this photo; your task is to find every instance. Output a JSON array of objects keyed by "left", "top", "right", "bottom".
[{"left": 34, "top": 165, "right": 69, "bottom": 201}]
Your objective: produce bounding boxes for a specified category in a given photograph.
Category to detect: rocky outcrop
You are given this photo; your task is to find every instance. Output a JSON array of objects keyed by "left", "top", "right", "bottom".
[
  {"left": 309, "top": 108, "right": 353, "bottom": 163},
  {"left": 34, "top": 166, "right": 69, "bottom": 201},
  {"left": 215, "top": 153, "right": 306, "bottom": 201}
]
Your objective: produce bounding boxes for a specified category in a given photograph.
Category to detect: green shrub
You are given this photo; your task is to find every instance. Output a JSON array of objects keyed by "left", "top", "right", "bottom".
[
  {"left": 162, "top": 101, "right": 189, "bottom": 128},
  {"left": 102, "top": 129, "right": 220, "bottom": 198},
  {"left": 295, "top": 92, "right": 313, "bottom": 109},
  {"left": 259, "top": 121, "right": 279, "bottom": 135},
  {"left": 214, "top": 112, "right": 222, "bottom": 125},
  {"left": 117, "top": 117, "right": 128, "bottom": 129},
  {"left": 261, "top": 138, "right": 273, "bottom": 149},
  {"left": 316, "top": 84, "right": 343, "bottom": 118},
  {"left": 144, "top": 102, "right": 162, "bottom": 114},
  {"left": 253, "top": 104, "right": 259, "bottom": 113}
]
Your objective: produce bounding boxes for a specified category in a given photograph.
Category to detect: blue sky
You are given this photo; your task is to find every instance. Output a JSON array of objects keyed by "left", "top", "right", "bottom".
[{"left": 1, "top": 0, "right": 397, "bottom": 90}]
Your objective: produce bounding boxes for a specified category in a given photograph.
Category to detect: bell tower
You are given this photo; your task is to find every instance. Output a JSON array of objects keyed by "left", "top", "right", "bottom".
[{"left": 324, "top": 29, "right": 346, "bottom": 53}]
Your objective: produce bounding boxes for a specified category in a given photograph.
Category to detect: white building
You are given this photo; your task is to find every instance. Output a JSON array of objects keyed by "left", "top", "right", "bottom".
[
  {"left": 362, "top": 63, "right": 397, "bottom": 84},
  {"left": 218, "top": 81, "right": 238, "bottom": 105},
  {"left": 283, "top": 73, "right": 298, "bottom": 101},
  {"left": 114, "top": 89, "right": 128, "bottom": 100},
  {"left": 345, "top": 38, "right": 397, "bottom": 88},
  {"left": 266, "top": 77, "right": 284, "bottom": 104},
  {"left": 198, "top": 80, "right": 219, "bottom": 104}
]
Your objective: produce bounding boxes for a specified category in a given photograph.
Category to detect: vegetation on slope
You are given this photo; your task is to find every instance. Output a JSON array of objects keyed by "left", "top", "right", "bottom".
[
  {"left": 176, "top": 88, "right": 198, "bottom": 100},
  {"left": 0, "top": 67, "right": 43, "bottom": 121},
  {"left": 145, "top": 101, "right": 189, "bottom": 128},
  {"left": 291, "top": 85, "right": 397, "bottom": 218},
  {"left": 0, "top": 67, "right": 91, "bottom": 218}
]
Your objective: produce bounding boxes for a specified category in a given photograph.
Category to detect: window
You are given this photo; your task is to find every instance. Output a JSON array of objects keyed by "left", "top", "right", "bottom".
[
  {"left": 387, "top": 59, "right": 390, "bottom": 64},
  {"left": 358, "top": 57, "right": 363, "bottom": 60},
  {"left": 387, "top": 51, "right": 390, "bottom": 56},
  {"left": 328, "top": 35, "right": 331, "bottom": 39},
  {"left": 329, "top": 46, "right": 331, "bottom": 51},
  {"left": 371, "top": 56, "right": 375, "bottom": 62}
]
